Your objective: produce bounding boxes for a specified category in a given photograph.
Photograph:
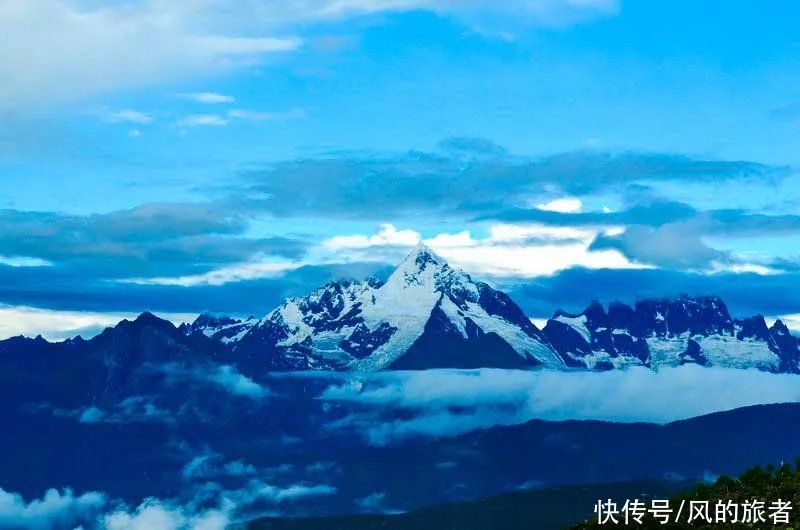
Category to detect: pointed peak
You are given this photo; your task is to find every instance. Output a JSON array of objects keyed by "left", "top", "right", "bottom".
[
  {"left": 402, "top": 241, "right": 444, "bottom": 268},
  {"left": 131, "top": 311, "right": 175, "bottom": 330},
  {"left": 583, "top": 300, "right": 606, "bottom": 317},
  {"left": 771, "top": 319, "right": 791, "bottom": 334},
  {"left": 135, "top": 311, "right": 160, "bottom": 323},
  {"left": 193, "top": 312, "right": 240, "bottom": 327}
]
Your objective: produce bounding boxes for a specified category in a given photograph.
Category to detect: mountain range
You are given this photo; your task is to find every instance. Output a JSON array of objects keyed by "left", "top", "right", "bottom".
[
  {"left": 182, "top": 243, "right": 800, "bottom": 374},
  {"left": 3, "top": 243, "right": 799, "bottom": 375}
]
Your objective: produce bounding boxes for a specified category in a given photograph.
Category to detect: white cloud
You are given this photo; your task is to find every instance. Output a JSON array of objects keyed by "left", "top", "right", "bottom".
[
  {"left": 434, "top": 239, "right": 645, "bottom": 277},
  {"left": 103, "top": 499, "right": 229, "bottom": 530},
  {"left": 423, "top": 231, "right": 475, "bottom": 248},
  {"left": 536, "top": 197, "right": 583, "bottom": 213},
  {"left": 322, "top": 223, "right": 421, "bottom": 251},
  {"left": 319, "top": 366, "right": 800, "bottom": 444},
  {"left": 0, "top": 477, "right": 336, "bottom": 530},
  {"left": 179, "top": 92, "right": 235, "bottom": 104},
  {"left": 0, "top": 1, "right": 300, "bottom": 112},
  {"left": 277, "top": 0, "right": 618, "bottom": 27},
  {"left": 0, "top": 487, "right": 105, "bottom": 530},
  {"left": 159, "top": 363, "right": 269, "bottom": 399},
  {"left": 103, "top": 109, "right": 154, "bottom": 124},
  {"left": 182, "top": 454, "right": 256, "bottom": 480},
  {"left": 255, "top": 483, "right": 337, "bottom": 503},
  {"left": 357, "top": 492, "right": 386, "bottom": 511},
  {"left": 709, "top": 262, "right": 782, "bottom": 276},
  {"left": 0, "top": 255, "right": 52, "bottom": 267},
  {"left": 0, "top": 305, "right": 197, "bottom": 341},
  {"left": 320, "top": 222, "right": 644, "bottom": 278},
  {"left": 0, "top": 1, "right": 617, "bottom": 112},
  {"left": 488, "top": 223, "right": 597, "bottom": 242},
  {"left": 177, "top": 114, "right": 230, "bottom": 128},
  {"left": 207, "top": 365, "right": 269, "bottom": 399},
  {"left": 123, "top": 218, "right": 640, "bottom": 288},
  {"left": 100, "top": 479, "right": 336, "bottom": 530}
]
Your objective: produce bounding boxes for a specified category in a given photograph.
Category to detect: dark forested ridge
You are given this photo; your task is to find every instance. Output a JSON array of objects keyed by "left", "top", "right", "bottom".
[
  {"left": 246, "top": 461, "right": 800, "bottom": 530},
  {"left": 573, "top": 460, "right": 800, "bottom": 529},
  {"left": 247, "top": 480, "right": 685, "bottom": 530}
]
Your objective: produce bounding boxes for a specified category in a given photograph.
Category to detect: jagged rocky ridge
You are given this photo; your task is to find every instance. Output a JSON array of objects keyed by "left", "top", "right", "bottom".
[{"left": 2, "top": 244, "right": 799, "bottom": 374}]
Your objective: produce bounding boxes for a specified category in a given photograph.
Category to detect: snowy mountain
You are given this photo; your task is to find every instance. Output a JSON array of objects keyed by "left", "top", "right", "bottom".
[
  {"left": 215, "top": 243, "right": 561, "bottom": 370},
  {"left": 542, "top": 296, "right": 800, "bottom": 372},
  {"left": 184, "top": 244, "right": 800, "bottom": 373}
]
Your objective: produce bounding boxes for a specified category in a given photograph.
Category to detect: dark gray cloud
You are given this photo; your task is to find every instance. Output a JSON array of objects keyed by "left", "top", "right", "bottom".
[
  {"left": 506, "top": 267, "right": 800, "bottom": 319},
  {"left": 0, "top": 261, "right": 393, "bottom": 316},
  {"left": 589, "top": 217, "right": 727, "bottom": 269},
  {"left": 243, "top": 144, "right": 783, "bottom": 219},
  {"left": 484, "top": 197, "right": 698, "bottom": 227},
  {"left": 708, "top": 209, "right": 800, "bottom": 235},
  {"left": 0, "top": 203, "right": 307, "bottom": 279},
  {"left": 584, "top": 208, "right": 800, "bottom": 270}
]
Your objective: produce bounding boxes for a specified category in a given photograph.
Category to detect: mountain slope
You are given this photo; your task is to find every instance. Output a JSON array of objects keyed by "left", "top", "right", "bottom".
[{"left": 0, "top": 312, "right": 230, "bottom": 407}]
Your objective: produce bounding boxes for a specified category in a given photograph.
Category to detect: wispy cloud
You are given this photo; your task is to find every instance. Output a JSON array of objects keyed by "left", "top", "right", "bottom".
[
  {"left": 227, "top": 108, "right": 306, "bottom": 121},
  {"left": 157, "top": 363, "right": 270, "bottom": 399},
  {"left": 177, "top": 114, "right": 230, "bottom": 128},
  {"left": 103, "top": 109, "right": 154, "bottom": 124},
  {"left": 124, "top": 259, "right": 299, "bottom": 287},
  {"left": 182, "top": 453, "right": 256, "bottom": 480},
  {"left": 177, "top": 108, "right": 305, "bottom": 128},
  {"left": 179, "top": 92, "right": 235, "bottom": 104}
]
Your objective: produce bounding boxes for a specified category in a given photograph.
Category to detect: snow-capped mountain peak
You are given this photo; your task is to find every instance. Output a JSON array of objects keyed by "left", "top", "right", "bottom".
[{"left": 209, "top": 244, "right": 560, "bottom": 371}]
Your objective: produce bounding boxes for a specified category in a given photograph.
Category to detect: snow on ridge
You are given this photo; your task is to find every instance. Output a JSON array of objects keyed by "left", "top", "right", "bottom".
[{"left": 553, "top": 313, "right": 591, "bottom": 343}]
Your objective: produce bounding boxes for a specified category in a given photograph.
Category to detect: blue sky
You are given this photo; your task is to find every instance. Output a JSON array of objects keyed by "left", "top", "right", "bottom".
[{"left": 2, "top": 0, "right": 800, "bottom": 338}]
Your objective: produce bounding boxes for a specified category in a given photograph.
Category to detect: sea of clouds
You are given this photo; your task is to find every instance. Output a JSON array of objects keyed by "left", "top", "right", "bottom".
[
  {"left": 7, "top": 365, "right": 800, "bottom": 529},
  {"left": 316, "top": 365, "right": 800, "bottom": 443}
]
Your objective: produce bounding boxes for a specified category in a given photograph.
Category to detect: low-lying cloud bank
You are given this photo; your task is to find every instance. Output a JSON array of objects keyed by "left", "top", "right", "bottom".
[
  {"left": 1, "top": 476, "right": 338, "bottom": 530},
  {"left": 318, "top": 366, "right": 800, "bottom": 444},
  {"left": 0, "top": 487, "right": 105, "bottom": 529}
]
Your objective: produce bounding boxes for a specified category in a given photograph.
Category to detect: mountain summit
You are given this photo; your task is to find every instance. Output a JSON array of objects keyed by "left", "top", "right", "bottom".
[{"left": 222, "top": 244, "right": 561, "bottom": 370}]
